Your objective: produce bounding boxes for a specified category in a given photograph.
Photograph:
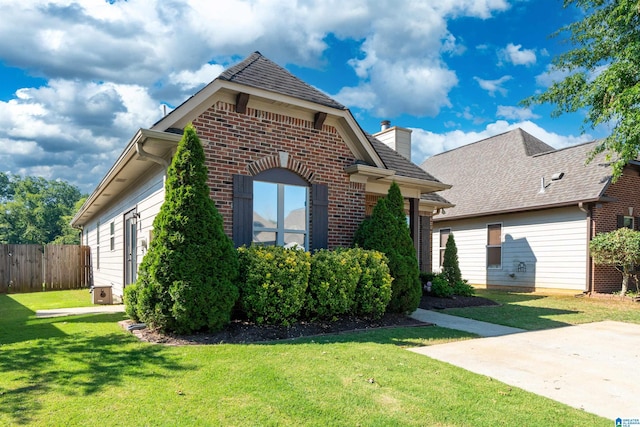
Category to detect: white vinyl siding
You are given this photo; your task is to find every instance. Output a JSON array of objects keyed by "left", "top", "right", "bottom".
[
  {"left": 433, "top": 206, "right": 588, "bottom": 291},
  {"left": 83, "top": 167, "right": 166, "bottom": 302}
]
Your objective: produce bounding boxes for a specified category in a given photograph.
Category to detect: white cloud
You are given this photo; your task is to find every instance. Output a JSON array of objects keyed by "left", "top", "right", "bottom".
[
  {"left": 0, "top": 78, "right": 163, "bottom": 192},
  {"left": 168, "top": 64, "right": 225, "bottom": 92},
  {"left": 334, "top": 1, "right": 509, "bottom": 117},
  {"left": 496, "top": 105, "right": 540, "bottom": 120},
  {"left": 337, "top": 58, "right": 459, "bottom": 117},
  {"left": 474, "top": 75, "right": 512, "bottom": 96},
  {"left": 0, "top": 0, "right": 514, "bottom": 190},
  {"left": 499, "top": 43, "right": 536, "bottom": 66},
  {"left": 412, "top": 120, "right": 592, "bottom": 163}
]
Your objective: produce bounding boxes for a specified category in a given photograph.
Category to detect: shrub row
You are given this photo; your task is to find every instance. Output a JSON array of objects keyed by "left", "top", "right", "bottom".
[{"left": 237, "top": 246, "right": 392, "bottom": 326}]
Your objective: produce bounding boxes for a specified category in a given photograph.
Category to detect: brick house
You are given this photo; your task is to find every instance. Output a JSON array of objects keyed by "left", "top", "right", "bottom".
[
  {"left": 421, "top": 128, "right": 640, "bottom": 293},
  {"left": 71, "top": 52, "right": 451, "bottom": 302}
]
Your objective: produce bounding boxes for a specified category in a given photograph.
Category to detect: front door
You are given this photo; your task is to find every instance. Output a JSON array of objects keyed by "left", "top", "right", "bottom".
[{"left": 124, "top": 209, "right": 138, "bottom": 286}]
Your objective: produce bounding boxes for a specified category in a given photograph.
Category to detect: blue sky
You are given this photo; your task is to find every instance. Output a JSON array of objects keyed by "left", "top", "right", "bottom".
[{"left": 0, "top": 0, "right": 605, "bottom": 193}]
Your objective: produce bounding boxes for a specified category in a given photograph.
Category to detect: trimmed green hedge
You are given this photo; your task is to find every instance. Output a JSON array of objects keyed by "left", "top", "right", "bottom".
[
  {"left": 238, "top": 245, "right": 311, "bottom": 326},
  {"left": 351, "top": 248, "right": 392, "bottom": 319},
  {"left": 238, "top": 246, "right": 393, "bottom": 325},
  {"left": 307, "top": 248, "right": 361, "bottom": 319}
]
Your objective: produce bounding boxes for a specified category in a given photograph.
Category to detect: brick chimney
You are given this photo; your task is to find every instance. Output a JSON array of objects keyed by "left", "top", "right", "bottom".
[{"left": 373, "top": 120, "right": 412, "bottom": 161}]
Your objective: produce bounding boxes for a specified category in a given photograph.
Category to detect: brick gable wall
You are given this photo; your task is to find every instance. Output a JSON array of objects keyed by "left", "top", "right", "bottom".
[
  {"left": 192, "top": 101, "right": 366, "bottom": 249},
  {"left": 590, "top": 168, "right": 640, "bottom": 293}
]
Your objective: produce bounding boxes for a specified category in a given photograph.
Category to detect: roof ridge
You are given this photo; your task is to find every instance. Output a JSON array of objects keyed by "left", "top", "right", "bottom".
[
  {"left": 532, "top": 139, "right": 598, "bottom": 158},
  {"left": 425, "top": 128, "right": 529, "bottom": 160},
  {"left": 218, "top": 51, "right": 345, "bottom": 110},
  {"left": 218, "top": 51, "right": 262, "bottom": 81}
]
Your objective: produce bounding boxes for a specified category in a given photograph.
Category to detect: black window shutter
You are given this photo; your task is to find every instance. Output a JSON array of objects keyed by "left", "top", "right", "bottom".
[
  {"left": 635, "top": 217, "right": 640, "bottom": 231},
  {"left": 311, "top": 183, "right": 328, "bottom": 251},
  {"left": 232, "top": 174, "right": 253, "bottom": 247},
  {"left": 616, "top": 215, "right": 624, "bottom": 229}
]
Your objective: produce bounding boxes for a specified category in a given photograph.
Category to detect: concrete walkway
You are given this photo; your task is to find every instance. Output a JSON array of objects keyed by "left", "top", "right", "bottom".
[
  {"left": 410, "top": 308, "right": 524, "bottom": 336},
  {"left": 408, "top": 309, "right": 640, "bottom": 421},
  {"left": 36, "top": 304, "right": 125, "bottom": 318}
]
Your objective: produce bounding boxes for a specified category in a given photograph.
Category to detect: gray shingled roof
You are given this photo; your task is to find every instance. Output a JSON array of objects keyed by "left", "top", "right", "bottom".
[
  {"left": 222, "top": 52, "right": 444, "bottom": 187},
  {"left": 421, "top": 128, "right": 612, "bottom": 220},
  {"left": 158, "top": 51, "right": 449, "bottom": 200},
  {"left": 219, "top": 51, "right": 345, "bottom": 110}
]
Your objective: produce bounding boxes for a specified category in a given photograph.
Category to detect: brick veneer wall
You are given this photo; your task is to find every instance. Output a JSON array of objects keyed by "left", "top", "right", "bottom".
[
  {"left": 192, "top": 101, "right": 366, "bottom": 249},
  {"left": 590, "top": 168, "right": 640, "bottom": 293}
]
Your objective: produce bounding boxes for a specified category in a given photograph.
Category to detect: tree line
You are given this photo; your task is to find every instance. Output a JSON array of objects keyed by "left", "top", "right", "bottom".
[{"left": 0, "top": 172, "right": 86, "bottom": 245}]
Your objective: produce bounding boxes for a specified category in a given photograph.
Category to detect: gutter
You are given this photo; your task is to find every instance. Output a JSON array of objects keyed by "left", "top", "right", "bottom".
[
  {"left": 70, "top": 129, "right": 181, "bottom": 227},
  {"left": 433, "top": 196, "right": 616, "bottom": 222},
  {"left": 344, "top": 163, "right": 452, "bottom": 192},
  {"left": 136, "top": 140, "right": 169, "bottom": 168}
]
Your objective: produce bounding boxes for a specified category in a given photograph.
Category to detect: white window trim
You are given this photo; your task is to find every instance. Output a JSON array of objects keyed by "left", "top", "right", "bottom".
[
  {"left": 110, "top": 221, "right": 115, "bottom": 251},
  {"left": 96, "top": 221, "right": 100, "bottom": 270}
]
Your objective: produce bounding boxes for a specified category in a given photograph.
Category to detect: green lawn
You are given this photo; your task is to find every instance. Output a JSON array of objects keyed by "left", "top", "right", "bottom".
[
  {"left": 444, "top": 289, "right": 640, "bottom": 330},
  {"left": 0, "top": 290, "right": 611, "bottom": 426}
]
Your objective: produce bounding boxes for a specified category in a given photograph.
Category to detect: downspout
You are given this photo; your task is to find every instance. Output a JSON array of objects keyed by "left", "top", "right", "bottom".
[
  {"left": 578, "top": 202, "right": 593, "bottom": 294},
  {"left": 135, "top": 140, "right": 169, "bottom": 169}
]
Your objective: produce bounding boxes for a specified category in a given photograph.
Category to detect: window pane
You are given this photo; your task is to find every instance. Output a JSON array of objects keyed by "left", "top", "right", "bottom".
[
  {"left": 284, "top": 185, "right": 307, "bottom": 230},
  {"left": 284, "top": 233, "right": 305, "bottom": 249},
  {"left": 439, "top": 229, "right": 450, "bottom": 248},
  {"left": 253, "top": 181, "right": 278, "bottom": 228},
  {"left": 488, "top": 224, "right": 501, "bottom": 245},
  {"left": 487, "top": 247, "right": 501, "bottom": 268},
  {"left": 253, "top": 231, "right": 276, "bottom": 246},
  {"left": 624, "top": 216, "right": 634, "bottom": 229}
]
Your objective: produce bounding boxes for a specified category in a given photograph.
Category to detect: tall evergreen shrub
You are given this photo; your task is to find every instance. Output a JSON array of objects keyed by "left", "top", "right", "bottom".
[
  {"left": 133, "top": 124, "right": 238, "bottom": 333},
  {"left": 442, "top": 233, "right": 462, "bottom": 286},
  {"left": 353, "top": 182, "right": 421, "bottom": 313}
]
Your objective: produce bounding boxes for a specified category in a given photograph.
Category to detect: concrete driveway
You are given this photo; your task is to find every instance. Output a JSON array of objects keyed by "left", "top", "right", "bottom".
[{"left": 409, "top": 321, "right": 640, "bottom": 420}]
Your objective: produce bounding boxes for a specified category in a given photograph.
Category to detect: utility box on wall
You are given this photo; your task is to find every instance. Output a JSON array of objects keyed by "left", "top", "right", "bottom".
[{"left": 92, "top": 285, "right": 112, "bottom": 305}]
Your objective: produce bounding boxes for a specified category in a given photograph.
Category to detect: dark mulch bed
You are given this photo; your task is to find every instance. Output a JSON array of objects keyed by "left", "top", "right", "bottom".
[
  {"left": 121, "top": 293, "right": 498, "bottom": 345},
  {"left": 419, "top": 294, "right": 499, "bottom": 310}
]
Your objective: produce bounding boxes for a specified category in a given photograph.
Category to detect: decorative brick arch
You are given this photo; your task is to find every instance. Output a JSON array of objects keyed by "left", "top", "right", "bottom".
[{"left": 246, "top": 151, "right": 315, "bottom": 182}]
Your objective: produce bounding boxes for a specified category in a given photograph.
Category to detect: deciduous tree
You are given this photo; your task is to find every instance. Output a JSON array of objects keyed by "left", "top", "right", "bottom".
[
  {"left": 523, "top": 0, "right": 640, "bottom": 180},
  {"left": 589, "top": 227, "right": 640, "bottom": 295},
  {"left": 0, "top": 174, "right": 83, "bottom": 244}
]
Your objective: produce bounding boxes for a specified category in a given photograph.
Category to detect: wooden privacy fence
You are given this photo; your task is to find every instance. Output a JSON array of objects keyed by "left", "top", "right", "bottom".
[{"left": 0, "top": 244, "right": 91, "bottom": 293}]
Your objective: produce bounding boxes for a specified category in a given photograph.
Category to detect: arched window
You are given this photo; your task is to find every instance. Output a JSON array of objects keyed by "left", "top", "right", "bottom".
[{"left": 252, "top": 168, "right": 308, "bottom": 249}]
